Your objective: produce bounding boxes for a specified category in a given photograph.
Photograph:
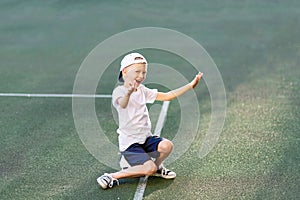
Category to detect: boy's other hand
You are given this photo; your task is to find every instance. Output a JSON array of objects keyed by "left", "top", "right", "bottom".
[{"left": 190, "top": 72, "right": 203, "bottom": 88}]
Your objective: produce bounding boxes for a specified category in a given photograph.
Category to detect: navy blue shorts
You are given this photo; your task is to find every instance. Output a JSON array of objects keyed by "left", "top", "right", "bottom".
[{"left": 121, "top": 136, "right": 163, "bottom": 166}]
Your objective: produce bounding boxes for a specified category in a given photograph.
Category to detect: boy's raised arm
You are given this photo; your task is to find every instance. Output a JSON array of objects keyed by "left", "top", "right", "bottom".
[{"left": 156, "top": 72, "right": 203, "bottom": 101}]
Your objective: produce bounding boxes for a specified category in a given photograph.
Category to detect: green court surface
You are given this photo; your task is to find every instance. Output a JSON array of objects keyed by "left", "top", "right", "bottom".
[{"left": 1, "top": 1, "right": 299, "bottom": 199}]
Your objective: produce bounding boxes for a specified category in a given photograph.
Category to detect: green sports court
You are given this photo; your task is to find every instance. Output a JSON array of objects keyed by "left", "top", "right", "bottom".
[{"left": 1, "top": 1, "right": 299, "bottom": 199}]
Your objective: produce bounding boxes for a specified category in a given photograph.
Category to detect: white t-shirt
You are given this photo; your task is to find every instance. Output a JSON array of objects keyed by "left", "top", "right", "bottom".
[{"left": 112, "top": 84, "right": 158, "bottom": 151}]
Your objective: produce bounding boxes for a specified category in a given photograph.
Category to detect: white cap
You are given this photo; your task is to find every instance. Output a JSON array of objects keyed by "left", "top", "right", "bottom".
[{"left": 118, "top": 53, "right": 147, "bottom": 82}]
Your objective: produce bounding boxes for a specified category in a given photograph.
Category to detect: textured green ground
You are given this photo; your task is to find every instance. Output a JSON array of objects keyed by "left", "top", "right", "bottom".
[{"left": 1, "top": 0, "right": 299, "bottom": 199}]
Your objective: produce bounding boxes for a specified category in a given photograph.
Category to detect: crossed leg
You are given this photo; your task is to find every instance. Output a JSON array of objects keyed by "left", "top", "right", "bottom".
[{"left": 110, "top": 139, "right": 173, "bottom": 179}]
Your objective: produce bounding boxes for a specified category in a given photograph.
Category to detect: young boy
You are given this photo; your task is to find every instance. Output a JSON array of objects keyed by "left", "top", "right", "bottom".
[{"left": 97, "top": 52, "right": 203, "bottom": 189}]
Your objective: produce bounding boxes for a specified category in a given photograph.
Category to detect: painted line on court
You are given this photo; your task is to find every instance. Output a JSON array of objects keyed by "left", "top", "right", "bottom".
[
  {"left": 133, "top": 101, "right": 170, "bottom": 200},
  {"left": 154, "top": 101, "right": 170, "bottom": 136},
  {"left": 0, "top": 93, "right": 112, "bottom": 98}
]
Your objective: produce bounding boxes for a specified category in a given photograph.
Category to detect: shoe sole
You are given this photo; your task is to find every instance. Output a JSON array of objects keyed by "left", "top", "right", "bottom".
[{"left": 97, "top": 177, "right": 108, "bottom": 189}]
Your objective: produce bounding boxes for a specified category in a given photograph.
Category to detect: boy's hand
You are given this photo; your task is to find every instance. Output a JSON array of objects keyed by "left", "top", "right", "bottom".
[
  {"left": 128, "top": 80, "right": 138, "bottom": 95},
  {"left": 190, "top": 72, "right": 203, "bottom": 88}
]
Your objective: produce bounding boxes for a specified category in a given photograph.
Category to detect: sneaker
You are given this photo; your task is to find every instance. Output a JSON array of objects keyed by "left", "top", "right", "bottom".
[
  {"left": 153, "top": 166, "right": 176, "bottom": 179},
  {"left": 97, "top": 173, "right": 119, "bottom": 189}
]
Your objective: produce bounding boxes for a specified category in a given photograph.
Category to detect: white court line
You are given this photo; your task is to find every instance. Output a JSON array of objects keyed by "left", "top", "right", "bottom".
[
  {"left": 0, "top": 93, "right": 112, "bottom": 98},
  {"left": 133, "top": 101, "right": 170, "bottom": 200},
  {"left": 154, "top": 101, "right": 170, "bottom": 136}
]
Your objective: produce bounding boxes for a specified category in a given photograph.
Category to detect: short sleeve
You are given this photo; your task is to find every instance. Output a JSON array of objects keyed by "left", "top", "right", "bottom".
[
  {"left": 143, "top": 86, "right": 158, "bottom": 104},
  {"left": 112, "top": 86, "right": 125, "bottom": 109}
]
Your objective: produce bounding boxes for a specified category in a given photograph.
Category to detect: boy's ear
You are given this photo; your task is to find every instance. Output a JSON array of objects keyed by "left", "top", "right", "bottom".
[{"left": 122, "top": 68, "right": 127, "bottom": 76}]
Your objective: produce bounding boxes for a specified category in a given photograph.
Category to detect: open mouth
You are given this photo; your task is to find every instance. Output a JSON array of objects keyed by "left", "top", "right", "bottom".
[{"left": 135, "top": 80, "right": 142, "bottom": 84}]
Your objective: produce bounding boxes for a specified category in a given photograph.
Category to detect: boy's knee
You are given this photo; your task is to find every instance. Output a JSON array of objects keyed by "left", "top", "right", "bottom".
[
  {"left": 144, "top": 161, "right": 157, "bottom": 176},
  {"left": 158, "top": 139, "right": 173, "bottom": 153}
]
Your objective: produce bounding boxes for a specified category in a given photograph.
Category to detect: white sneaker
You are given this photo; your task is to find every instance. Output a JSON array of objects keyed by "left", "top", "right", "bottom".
[
  {"left": 97, "top": 173, "right": 119, "bottom": 189},
  {"left": 153, "top": 166, "right": 176, "bottom": 179}
]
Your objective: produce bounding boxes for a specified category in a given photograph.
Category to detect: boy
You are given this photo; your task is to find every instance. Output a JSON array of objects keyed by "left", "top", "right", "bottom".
[{"left": 97, "top": 52, "right": 203, "bottom": 189}]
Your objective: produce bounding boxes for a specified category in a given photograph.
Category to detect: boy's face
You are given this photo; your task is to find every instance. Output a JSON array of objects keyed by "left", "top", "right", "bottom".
[{"left": 122, "top": 63, "right": 147, "bottom": 87}]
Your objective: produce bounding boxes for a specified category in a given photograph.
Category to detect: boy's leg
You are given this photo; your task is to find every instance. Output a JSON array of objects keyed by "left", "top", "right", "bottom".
[
  {"left": 97, "top": 144, "right": 157, "bottom": 189},
  {"left": 150, "top": 138, "right": 176, "bottom": 179},
  {"left": 142, "top": 136, "right": 176, "bottom": 178},
  {"left": 111, "top": 138, "right": 174, "bottom": 179},
  {"left": 97, "top": 138, "right": 175, "bottom": 189},
  {"left": 154, "top": 139, "right": 173, "bottom": 168},
  {"left": 112, "top": 143, "right": 158, "bottom": 179},
  {"left": 111, "top": 160, "right": 157, "bottom": 179}
]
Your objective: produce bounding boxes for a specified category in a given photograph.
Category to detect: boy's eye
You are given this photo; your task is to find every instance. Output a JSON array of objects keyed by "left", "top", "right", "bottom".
[{"left": 135, "top": 70, "right": 146, "bottom": 75}]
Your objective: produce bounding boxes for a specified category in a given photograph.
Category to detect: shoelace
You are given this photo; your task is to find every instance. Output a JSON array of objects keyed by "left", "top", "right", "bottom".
[
  {"left": 109, "top": 178, "right": 119, "bottom": 188},
  {"left": 161, "top": 167, "right": 171, "bottom": 176},
  {"left": 110, "top": 179, "right": 119, "bottom": 188}
]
